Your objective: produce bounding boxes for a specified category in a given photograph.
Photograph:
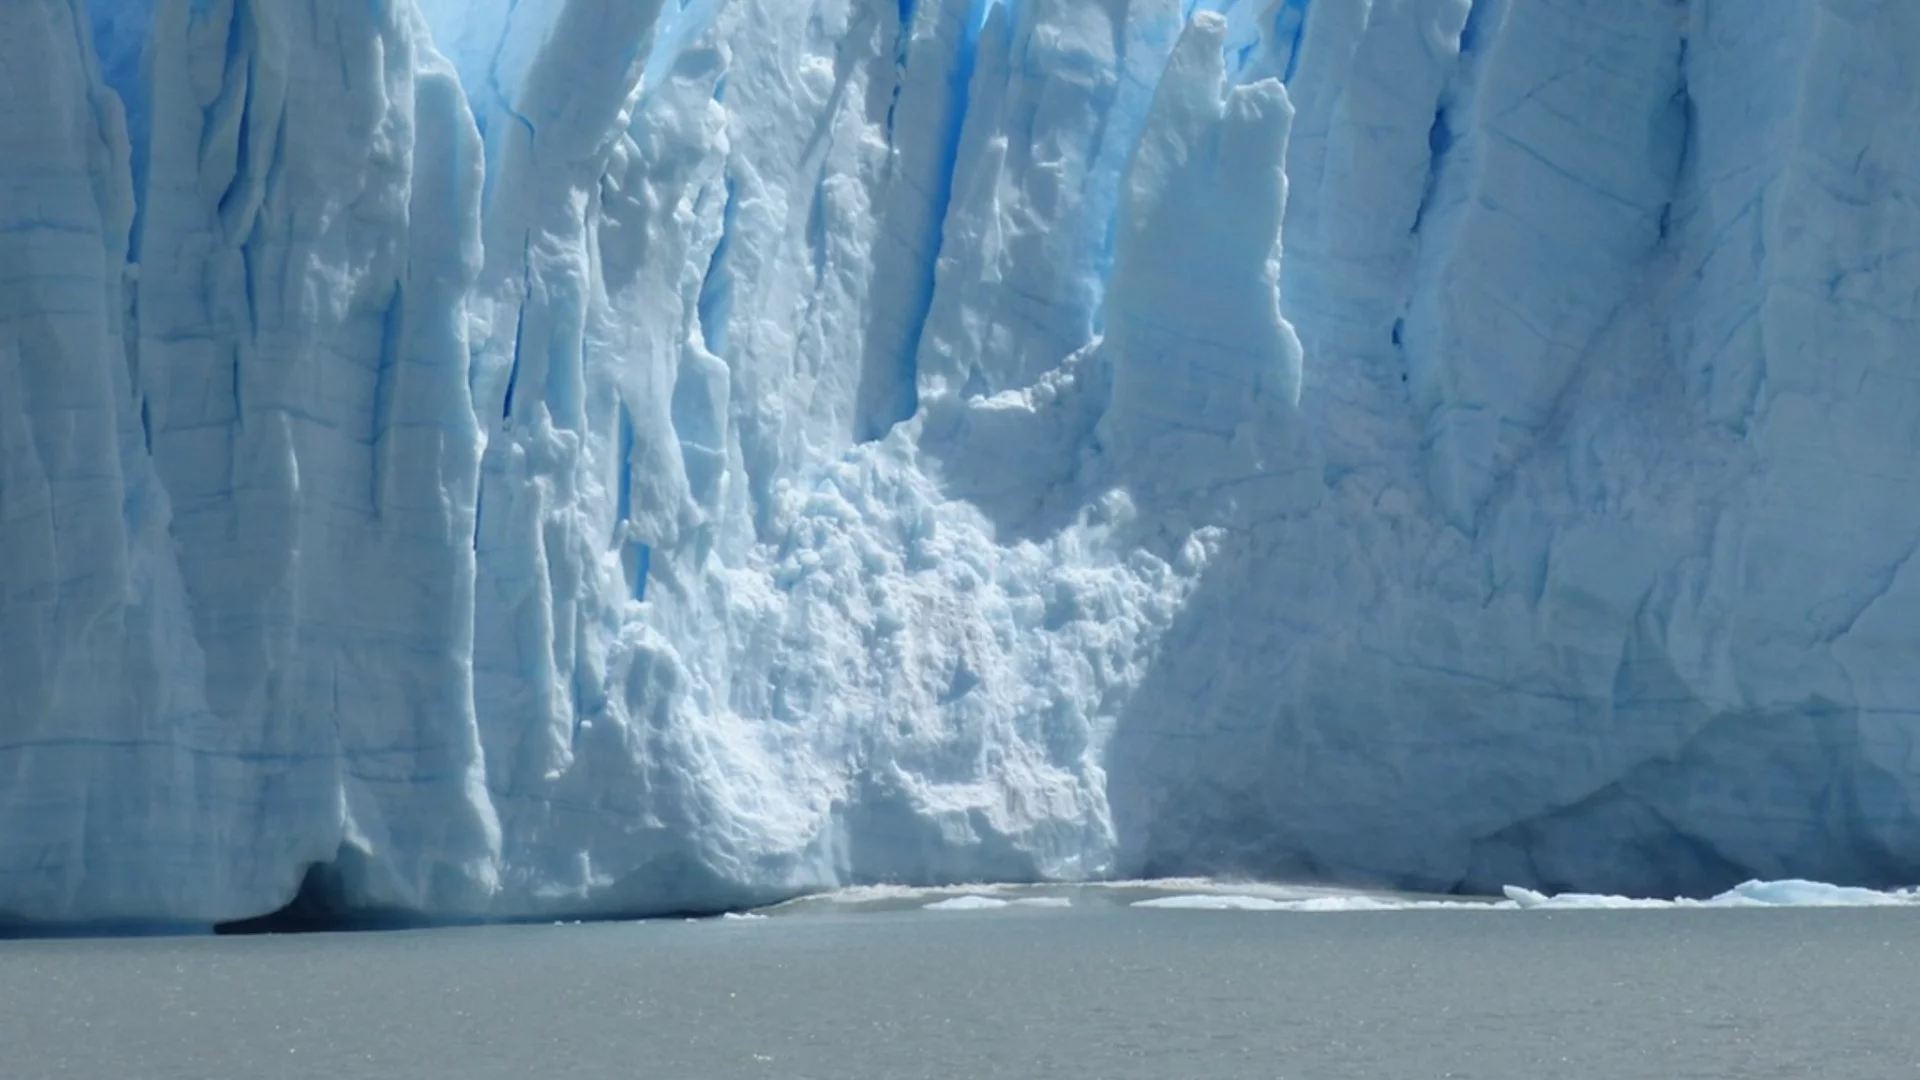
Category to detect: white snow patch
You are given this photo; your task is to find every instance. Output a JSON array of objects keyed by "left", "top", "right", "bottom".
[
  {"left": 1504, "top": 880, "right": 1920, "bottom": 910},
  {"left": 924, "top": 895, "right": 1012, "bottom": 911}
]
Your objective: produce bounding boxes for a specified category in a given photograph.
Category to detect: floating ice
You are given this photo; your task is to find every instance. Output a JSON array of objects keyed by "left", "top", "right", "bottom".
[
  {"left": 1138, "top": 894, "right": 1308, "bottom": 912},
  {"left": 1134, "top": 881, "right": 1920, "bottom": 913},
  {"left": 1504, "top": 880, "right": 1920, "bottom": 911},
  {"left": 924, "top": 895, "right": 1011, "bottom": 911}
]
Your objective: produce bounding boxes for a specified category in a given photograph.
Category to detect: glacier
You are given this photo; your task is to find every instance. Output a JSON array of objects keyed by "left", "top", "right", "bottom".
[{"left": 3, "top": 0, "right": 1920, "bottom": 926}]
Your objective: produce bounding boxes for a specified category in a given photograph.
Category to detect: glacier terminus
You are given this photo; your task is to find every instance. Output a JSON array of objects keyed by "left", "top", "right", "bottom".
[{"left": 3, "top": 0, "right": 1920, "bottom": 926}]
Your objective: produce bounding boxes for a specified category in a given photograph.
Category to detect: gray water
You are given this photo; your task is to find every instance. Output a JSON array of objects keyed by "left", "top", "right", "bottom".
[{"left": 3, "top": 885, "right": 1916, "bottom": 1079}]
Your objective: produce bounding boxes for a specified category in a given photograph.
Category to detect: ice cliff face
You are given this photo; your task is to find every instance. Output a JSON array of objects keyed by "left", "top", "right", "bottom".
[{"left": 2, "top": 0, "right": 1918, "bottom": 925}]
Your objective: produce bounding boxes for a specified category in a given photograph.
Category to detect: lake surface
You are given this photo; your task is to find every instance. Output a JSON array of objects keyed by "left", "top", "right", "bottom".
[{"left": 3, "top": 883, "right": 1916, "bottom": 1079}]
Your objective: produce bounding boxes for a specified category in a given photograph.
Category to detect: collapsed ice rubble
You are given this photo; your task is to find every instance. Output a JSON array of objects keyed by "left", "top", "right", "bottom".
[{"left": 4, "top": 0, "right": 1920, "bottom": 925}]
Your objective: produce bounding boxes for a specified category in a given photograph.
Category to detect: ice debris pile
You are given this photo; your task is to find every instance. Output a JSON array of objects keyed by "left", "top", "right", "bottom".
[{"left": 3, "top": 0, "right": 1920, "bottom": 925}]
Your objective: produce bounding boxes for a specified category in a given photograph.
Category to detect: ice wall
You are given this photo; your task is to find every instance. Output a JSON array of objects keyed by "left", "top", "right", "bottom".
[
  {"left": 1111, "top": 0, "right": 1920, "bottom": 897},
  {"left": 3, "top": 0, "right": 1920, "bottom": 924}
]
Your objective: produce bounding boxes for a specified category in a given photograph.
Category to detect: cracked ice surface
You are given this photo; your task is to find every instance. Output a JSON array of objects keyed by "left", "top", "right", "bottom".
[{"left": 3, "top": 0, "right": 1920, "bottom": 924}]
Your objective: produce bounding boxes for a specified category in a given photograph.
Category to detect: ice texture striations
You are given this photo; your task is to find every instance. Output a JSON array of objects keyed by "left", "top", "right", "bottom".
[{"left": 2, "top": 0, "right": 1919, "bottom": 924}]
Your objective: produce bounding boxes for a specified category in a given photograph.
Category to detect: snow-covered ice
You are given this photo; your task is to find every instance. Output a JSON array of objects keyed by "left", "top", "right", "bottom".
[{"left": 5, "top": 0, "right": 1920, "bottom": 925}]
